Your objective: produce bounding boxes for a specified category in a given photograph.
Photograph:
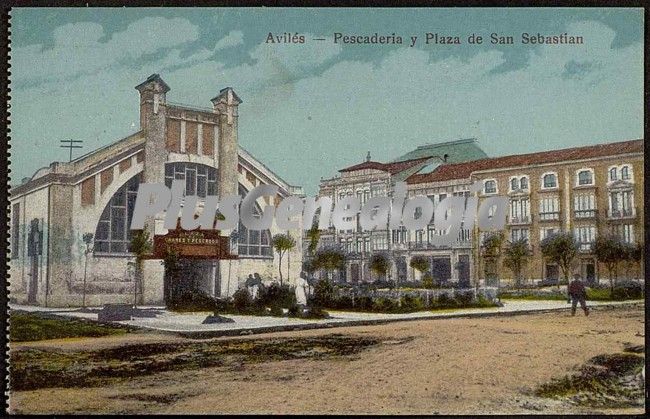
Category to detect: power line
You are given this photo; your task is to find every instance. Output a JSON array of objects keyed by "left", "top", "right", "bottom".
[{"left": 60, "top": 139, "right": 83, "bottom": 162}]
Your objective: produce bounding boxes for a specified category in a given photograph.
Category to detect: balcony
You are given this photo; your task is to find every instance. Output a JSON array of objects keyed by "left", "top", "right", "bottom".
[
  {"left": 538, "top": 211, "right": 560, "bottom": 222},
  {"left": 508, "top": 215, "right": 532, "bottom": 225},
  {"left": 607, "top": 207, "right": 637, "bottom": 220},
  {"left": 574, "top": 209, "right": 597, "bottom": 219},
  {"left": 577, "top": 242, "right": 594, "bottom": 253}
]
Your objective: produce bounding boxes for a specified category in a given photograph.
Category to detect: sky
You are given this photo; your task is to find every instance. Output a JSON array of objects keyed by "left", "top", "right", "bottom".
[{"left": 9, "top": 8, "right": 644, "bottom": 194}]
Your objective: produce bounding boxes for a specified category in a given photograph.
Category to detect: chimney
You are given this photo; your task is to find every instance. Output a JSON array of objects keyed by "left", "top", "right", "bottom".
[{"left": 366, "top": 151, "right": 371, "bottom": 162}]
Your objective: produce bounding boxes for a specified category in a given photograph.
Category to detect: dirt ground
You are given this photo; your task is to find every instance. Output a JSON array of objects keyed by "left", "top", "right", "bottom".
[{"left": 9, "top": 303, "right": 645, "bottom": 415}]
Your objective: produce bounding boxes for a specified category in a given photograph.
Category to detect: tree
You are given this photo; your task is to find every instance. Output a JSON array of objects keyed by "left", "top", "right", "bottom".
[
  {"left": 369, "top": 253, "right": 391, "bottom": 281},
  {"left": 627, "top": 242, "right": 644, "bottom": 281},
  {"left": 481, "top": 231, "right": 504, "bottom": 286},
  {"left": 409, "top": 255, "right": 429, "bottom": 281},
  {"left": 130, "top": 229, "right": 152, "bottom": 307},
  {"left": 306, "top": 222, "right": 321, "bottom": 256},
  {"left": 312, "top": 247, "right": 346, "bottom": 282},
  {"left": 593, "top": 235, "right": 624, "bottom": 291},
  {"left": 272, "top": 233, "right": 296, "bottom": 286},
  {"left": 540, "top": 232, "right": 578, "bottom": 289},
  {"left": 161, "top": 245, "right": 180, "bottom": 304},
  {"left": 81, "top": 233, "right": 94, "bottom": 308},
  {"left": 502, "top": 238, "right": 531, "bottom": 288}
]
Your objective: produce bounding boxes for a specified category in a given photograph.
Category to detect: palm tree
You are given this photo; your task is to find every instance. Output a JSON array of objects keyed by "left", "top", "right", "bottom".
[
  {"left": 369, "top": 253, "right": 390, "bottom": 282},
  {"left": 409, "top": 255, "right": 429, "bottom": 282},
  {"left": 503, "top": 238, "right": 531, "bottom": 288},
  {"left": 593, "top": 235, "right": 624, "bottom": 291},
  {"left": 481, "top": 231, "right": 504, "bottom": 287},
  {"left": 540, "top": 232, "right": 578, "bottom": 289},
  {"left": 130, "top": 229, "right": 152, "bottom": 307},
  {"left": 312, "top": 247, "right": 346, "bottom": 282},
  {"left": 272, "top": 233, "right": 296, "bottom": 286}
]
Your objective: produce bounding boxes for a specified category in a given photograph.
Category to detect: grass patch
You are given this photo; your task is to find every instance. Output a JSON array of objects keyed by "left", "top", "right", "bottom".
[
  {"left": 10, "top": 333, "right": 381, "bottom": 392},
  {"left": 535, "top": 352, "right": 645, "bottom": 408},
  {"left": 10, "top": 311, "right": 128, "bottom": 342}
]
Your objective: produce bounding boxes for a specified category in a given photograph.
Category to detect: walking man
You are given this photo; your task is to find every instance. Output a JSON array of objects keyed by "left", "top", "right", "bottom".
[{"left": 567, "top": 273, "right": 589, "bottom": 316}]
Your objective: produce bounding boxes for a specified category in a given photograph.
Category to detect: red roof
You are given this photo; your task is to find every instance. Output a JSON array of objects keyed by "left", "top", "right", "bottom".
[
  {"left": 407, "top": 139, "right": 644, "bottom": 184},
  {"left": 340, "top": 156, "right": 431, "bottom": 175}
]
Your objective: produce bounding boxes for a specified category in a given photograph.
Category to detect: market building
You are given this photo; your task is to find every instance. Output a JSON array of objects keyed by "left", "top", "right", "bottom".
[{"left": 9, "top": 74, "right": 304, "bottom": 307}]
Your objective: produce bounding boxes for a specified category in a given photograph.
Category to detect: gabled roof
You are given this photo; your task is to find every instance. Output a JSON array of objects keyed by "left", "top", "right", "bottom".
[
  {"left": 392, "top": 138, "right": 488, "bottom": 163},
  {"left": 339, "top": 156, "right": 432, "bottom": 175},
  {"left": 407, "top": 139, "right": 644, "bottom": 184}
]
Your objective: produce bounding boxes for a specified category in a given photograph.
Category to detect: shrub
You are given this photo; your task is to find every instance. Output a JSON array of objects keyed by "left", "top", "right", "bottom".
[
  {"left": 332, "top": 295, "right": 353, "bottom": 310},
  {"left": 455, "top": 291, "right": 474, "bottom": 306},
  {"left": 436, "top": 293, "right": 458, "bottom": 308},
  {"left": 400, "top": 294, "right": 425, "bottom": 312},
  {"left": 232, "top": 288, "right": 253, "bottom": 312},
  {"left": 259, "top": 282, "right": 296, "bottom": 309},
  {"left": 373, "top": 297, "right": 397, "bottom": 312},
  {"left": 311, "top": 279, "right": 335, "bottom": 308},
  {"left": 611, "top": 281, "right": 643, "bottom": 300},
  {"left": 421, "top": 274, "right": 434, "bottom": 289},
  {"left": 168, "top": 290, "right": 218, "bottom": 312}
]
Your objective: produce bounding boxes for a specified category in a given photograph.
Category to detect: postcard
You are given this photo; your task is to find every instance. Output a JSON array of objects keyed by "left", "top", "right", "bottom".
[{"left": 5, "top": 6, "right": 645, "bottom": 415}]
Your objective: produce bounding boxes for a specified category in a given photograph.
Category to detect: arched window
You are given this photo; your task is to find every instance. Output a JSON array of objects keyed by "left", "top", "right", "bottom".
[
  {"left": 577, "top": 170, "right": 593, "bottom": 185},
  {"left": 520, "top": 176, "right": 528, "bottom": 190},
  {"left": 510, "top": 178, "right": 518, "bottom": 191},
  {"left": 484, "top": 180, "right": 497, "bottom": 194},
  {"left": 236, "top": 185, "right": 272, "bottom": 258},
  {"left": 164, "top": 162, "right": 217, "bottom": 197},
  {"left": 542, "top": 173, "right": 557, "bottom": 189},
  {"left": 621, "top": 165, "right": 630, "bottom": 180},
  {"left": 94, "top": 174, "right": 141, "bottom": 254}
]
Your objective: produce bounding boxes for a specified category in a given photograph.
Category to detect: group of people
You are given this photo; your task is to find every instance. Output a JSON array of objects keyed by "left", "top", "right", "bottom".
[{"left": 243, "top": 271, "right": 310, "bottom": 306}]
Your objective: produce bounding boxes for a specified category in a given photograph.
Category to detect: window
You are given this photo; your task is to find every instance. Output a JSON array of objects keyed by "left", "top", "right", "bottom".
[
  {"left": 509, "top": 198, "right": 530, "bottom": 223},
  {"left": 612, "top": 224, "right": 635, "bottom": 244},
  {"left": 540, "top": 227, "right": 557, "bottom": 241},
  {"left": 621, "top": 165, "right": 630, "bottom": 180},
  {"left": 609, "top": 167, "right": 618, "bottom": 182},
  {"left": 373, "top": 236, "right": 388, "bottom": 250},
  {"left": 509, "top": 176, "right": 528, "bottom": 192},
  {"left": 609, "top": 190, "right": 634, "bottom": 217},
  {"left": 520, "top": 176, "right": 528, "bottom": 190},
  {"left": 574, "top": 226, "right": 596, "bottom": 251},
  {"left": 574, "top": 193, "right": 596, "bottom": 218},
  {"left": 539, "top": 196, "right": 560, "bottom": 220},
  {"left": 164, "top": 162, "right": 217, "bottom": 198},
  {"left": 94, "top": 174, "right": 141, "bottom": 254},
  {"left": 511, "top": 228, "right": 529, "bottom": 242},
  {"left": 11, "top": 202, "right": 20, "bottom": 258},
  {"left": 542, "top": 173, "right": 557, "bottom": 189},
  {"left": 577, "top": 169, "right": 593, "bottom": 186},
  {"left": 237, "top": 185, "right": 272, "bottom": 258},
  {"left": 484, "top": 180, "right": 497, "bottom": 194}
]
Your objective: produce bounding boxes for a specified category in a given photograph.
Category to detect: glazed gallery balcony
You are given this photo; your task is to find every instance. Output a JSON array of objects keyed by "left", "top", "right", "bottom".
[
  {"left": 507, "top": 215, "right": 532, "bottom": 225},
  {"left": 607, "top": 207, "right": 637, "bottom": 220}
]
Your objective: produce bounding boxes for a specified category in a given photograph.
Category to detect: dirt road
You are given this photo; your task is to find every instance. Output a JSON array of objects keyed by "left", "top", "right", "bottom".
[{"left": 9, "top": 303, "right": 645, "bottom": 414}]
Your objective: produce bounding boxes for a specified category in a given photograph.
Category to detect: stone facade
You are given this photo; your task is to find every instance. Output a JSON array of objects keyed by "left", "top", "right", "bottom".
[
  {"left": 314, "top": 138, "right": 644, "bottom": 288},
  {"left": 9, "top": 74, "right": 303, "bottom": 307}
]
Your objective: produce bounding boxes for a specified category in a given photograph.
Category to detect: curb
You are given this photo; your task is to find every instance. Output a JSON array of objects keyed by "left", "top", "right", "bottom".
[{"left": 141, "top": 301, "right": 643, "bottom": 339}]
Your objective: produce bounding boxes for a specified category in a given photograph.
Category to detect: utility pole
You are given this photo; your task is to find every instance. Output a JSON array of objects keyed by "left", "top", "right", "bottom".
[{"left": 60, "top": 139, "right": 83, "bottom": 162}]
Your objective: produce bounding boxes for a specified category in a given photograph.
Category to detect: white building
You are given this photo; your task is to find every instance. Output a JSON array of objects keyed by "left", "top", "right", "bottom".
[{"left": 9, "top": 74, "right": 303, "bottom": 307}]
